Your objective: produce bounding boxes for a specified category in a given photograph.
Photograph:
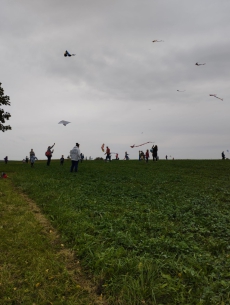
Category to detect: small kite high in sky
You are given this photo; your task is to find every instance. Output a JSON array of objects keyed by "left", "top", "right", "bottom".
[
  {"left": 209, "top": 94, "right": 223, "bottom": 101},
  {"left": 177, "top": 90, "right": 186, "bottom": 92},
  {"left": 101, "top": 144, "right": 105, "bottom": 152},
  {"left": 195, "top": 62, "right": 206, "bottom": 66},
  {"left": 58, "top": 120, "right": 71, "bottom": 126},
  {"left": 130, "top": 141, "right": 154, "bottom": 148},
  {"left": 64, "top": 50, "right": 76, "bottom": 57},
  {"left": 152, "top": 40, "right": 164, "bottom": 43}
]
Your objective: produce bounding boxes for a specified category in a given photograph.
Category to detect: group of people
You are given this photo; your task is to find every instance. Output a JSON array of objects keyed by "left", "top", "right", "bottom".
[
  {"left": 138, "top": 145, "right": 158, "bottom": 162},
  {"left": 103, "top": 145, "right": 158, "bottom": 162},
  {"left": 20, "top": 142, "right": 83, "bottom": 173}
]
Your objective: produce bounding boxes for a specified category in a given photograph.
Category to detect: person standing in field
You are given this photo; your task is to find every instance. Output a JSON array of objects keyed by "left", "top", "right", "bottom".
[
  {"left": 80, "top": 153, "right": 84, "bottom": 163},
  {"left": 4, "top": 156, "right": 8, "bottom": 164},
  {"left": 105, "top": 146, "right": 111, "bottom": 161},
  {"left": 124, "top": 151, "right": 129, "bottom": 160},
  {"left": 145, "top": 149, "right": 149, "bottom": 162},
  {"left": 46, "top": 143, "right": 55, "bottom": 166},
  {"left": 70, "top": 143, "right": 81, "bottom": 172},
  {"left": 30, "top": 155, "right": 38, "bottom": 167},
  {"left": 152, "top": 145, "right": 158, "bottom": 161},
  {"left": 29, "top": 149, "right": 35, "bottom": 163},
  {"left": 60, "top": 155, "right": 64, "bottom": 165},
  {"left": 222, "top": 151, "right": 225, "bottom": 160}
]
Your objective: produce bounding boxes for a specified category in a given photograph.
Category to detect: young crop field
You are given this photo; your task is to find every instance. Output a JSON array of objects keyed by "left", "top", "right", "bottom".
[{"left": 2, "top": 159, "right": 230, "bottom": 304}]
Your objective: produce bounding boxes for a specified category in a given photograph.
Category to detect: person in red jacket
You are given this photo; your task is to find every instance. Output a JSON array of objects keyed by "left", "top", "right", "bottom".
[
  {"left": 105, "top": 146, "right": 111, "bottom": 161},
  {"left": 145, "top": 149, "right": 149, "bottom": 163}
]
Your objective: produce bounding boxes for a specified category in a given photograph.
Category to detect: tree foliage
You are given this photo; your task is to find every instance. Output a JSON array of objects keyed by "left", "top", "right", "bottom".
[{"left": 0, "top": 82, "right": 11, "bottom": 132}]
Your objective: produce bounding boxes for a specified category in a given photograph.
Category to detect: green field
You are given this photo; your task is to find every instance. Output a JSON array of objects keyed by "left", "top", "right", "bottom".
[{"left": 1, "top": 159, "right": 230, "bottom": 304}]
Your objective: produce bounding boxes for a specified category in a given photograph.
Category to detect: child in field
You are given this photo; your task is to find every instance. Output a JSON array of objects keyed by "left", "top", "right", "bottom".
[
  {"left": 1, "top": 172, "right": 7, "bottom": 178},
  {"left": 60, "top": 155, "right": 64, "bottom": 165},
  {"left": 80, "top": 153, "right": 84, "bottom": 163},
  {"left": 30, "top": 156, "right": 38, "bottom": 167},
  {"left": 124, "top": 152, "right": 129, "bottom": 160}
]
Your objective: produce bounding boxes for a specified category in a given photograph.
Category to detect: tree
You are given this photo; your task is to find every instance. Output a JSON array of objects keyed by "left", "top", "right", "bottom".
[{"left": 0, "top": 82, "right": 11, "bottom": 132}]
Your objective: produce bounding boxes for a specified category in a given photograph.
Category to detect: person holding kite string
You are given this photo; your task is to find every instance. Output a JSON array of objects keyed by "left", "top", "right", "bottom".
[
  {"left": 46, "top": 143, "right": 55, "bottom": 166},
  {"left": 105, "top": 146, "right": 111, "bottom": 162}
]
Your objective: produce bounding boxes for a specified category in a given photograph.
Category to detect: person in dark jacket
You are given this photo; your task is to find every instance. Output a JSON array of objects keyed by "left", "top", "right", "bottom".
[{"left": 152, "top": 145, "right": 158, "bottom": 161}]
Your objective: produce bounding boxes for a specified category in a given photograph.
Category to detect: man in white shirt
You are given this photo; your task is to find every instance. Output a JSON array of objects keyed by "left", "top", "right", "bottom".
[{"left": 70, "top": 143, "right": 81, "bottom": 172}]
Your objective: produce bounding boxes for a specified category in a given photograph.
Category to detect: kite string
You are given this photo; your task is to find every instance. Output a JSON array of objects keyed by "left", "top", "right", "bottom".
[{"left": 131, "top": 141, "right": 154, "bottom": 148}]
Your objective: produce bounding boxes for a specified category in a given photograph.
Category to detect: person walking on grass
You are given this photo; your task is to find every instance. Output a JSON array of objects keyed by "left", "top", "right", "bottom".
[
  {"left": 70, "top": 143, "right": 81, "bottom": 172},
  {"left": 4, "top": 156, "right": 8, "bottom": 164},
  {"left": 46, "top": 143, "right": 55, "bottom": 166}
]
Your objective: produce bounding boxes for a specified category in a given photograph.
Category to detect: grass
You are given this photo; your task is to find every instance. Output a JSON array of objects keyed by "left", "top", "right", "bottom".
[
  {"left": 0, "top": 175, "right": 105, "bottom": 305},
  {"left": 1, "top": 159, "right": 230, "bottom": 304}
]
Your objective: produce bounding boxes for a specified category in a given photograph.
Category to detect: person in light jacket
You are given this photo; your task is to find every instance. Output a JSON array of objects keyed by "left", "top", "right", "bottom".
[{"left": 70, "top": 143, "right": 81, "bottom": 172}]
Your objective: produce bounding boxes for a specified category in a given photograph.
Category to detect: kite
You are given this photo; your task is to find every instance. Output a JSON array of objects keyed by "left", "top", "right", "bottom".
[
  {"left": 195, "top": 62, "right": 206, "bottom": 66},
  {"left": 64, "top": 50, "right": 76, "bottom": 57},
  {"left": 209, "top": 94, "right": 223, "bottom": 101},
  {"left": 130, "top": 142, "right": 154, "bottom": 148},
  {"left": 101, "top": 144, "right": 105, "bottom": 152},
  {"left": 177, "top": 90, "right": 186, "bottom": 92},
  {"left": 152, "top": 40, "right": 164, "bottom": 43},
  {"left": 58, "top": 120, "right": 71, "bottom": 126},
  {"left": 226, "top": 150, "right": 229, "bottom": 153}
]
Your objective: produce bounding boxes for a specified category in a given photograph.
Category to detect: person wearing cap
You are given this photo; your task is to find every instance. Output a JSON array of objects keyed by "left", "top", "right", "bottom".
[{"left": 70, "top": 143, "right": 81, "bottom": 172}]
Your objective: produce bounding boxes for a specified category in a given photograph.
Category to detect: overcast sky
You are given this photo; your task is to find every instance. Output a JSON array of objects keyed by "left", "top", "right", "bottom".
[{"left": 1, "top": 0, "right": 230, "bottom": 160}]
